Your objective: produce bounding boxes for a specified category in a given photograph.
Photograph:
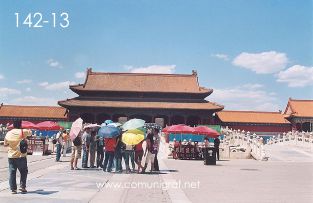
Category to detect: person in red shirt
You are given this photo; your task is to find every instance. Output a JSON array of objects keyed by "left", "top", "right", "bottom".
[
  {"left": 103, "top": 137, "right": 116, "bottom": 172},
  {"left": 134, "top": 141, "right": 144, "bottom": 173}
]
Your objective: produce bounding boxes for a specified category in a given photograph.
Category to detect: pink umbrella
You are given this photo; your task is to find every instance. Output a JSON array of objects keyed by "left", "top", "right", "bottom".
[
  {"left": 193, "top": 126, "right": 220, "bottom": 138},
  {"left": 36, "top": 121, "right": 62, "bottom": 131},
  {"left": 8, "top": 121, "right": 38, "bottom": 129},
  {"left": 70, "top": 118, "right": 83, "bottom": 141}
]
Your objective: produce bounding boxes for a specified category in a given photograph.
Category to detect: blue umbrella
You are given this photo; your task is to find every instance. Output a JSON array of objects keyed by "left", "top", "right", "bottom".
[
  {"left": 105, "top": 120, "right": 113, "bottom": 125},
  {"left": 98, "top": 126, "right": 120, "bottom": 138}
]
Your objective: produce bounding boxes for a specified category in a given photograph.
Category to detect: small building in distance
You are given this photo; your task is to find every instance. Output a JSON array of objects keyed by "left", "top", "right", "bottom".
[
  {"left": 58, "top": 68, "right": 224, "bottom": 126},
  {"left": 0, "top": 104, "right": 68, "bottom": 125},
  {"left": 284, "top": 98, "right": 313, "bottom": 132},
  {"left": 215, "top": 110, "right": 292, "bottom": 135}
]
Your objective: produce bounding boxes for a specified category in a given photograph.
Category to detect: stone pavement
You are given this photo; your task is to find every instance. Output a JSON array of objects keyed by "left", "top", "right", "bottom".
[
  {"left": 264, "top": 144, "right": 313, "bottom": 162},
  {"left": 0, "top": 155, "right": 175, "bottom": 203},
  {"left": 0, "top": 147, "right": 58, "bottom": 182},
  {"left": 0, "top": 144, "right": 312, "bottom": 203},
  {"left": 164, "top": 158, "right": 313, "bottom": 203}
]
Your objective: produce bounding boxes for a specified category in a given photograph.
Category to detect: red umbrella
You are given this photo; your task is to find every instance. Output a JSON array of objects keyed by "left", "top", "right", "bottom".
[
  {"left": 166, "top": 124, "right": 195, "bottom": 133},
  {"left": 36, "top": 121, "right": 62, "bottom": 131},
  {"left": 8, "top": 121, "right": 38, "bottom": 129},
  {"left": 162, "top": 126, "right": 170, "bottom": 133},
  {"left": 193, "top": 126, "right": 220, "bottom": 138},
  {"left": 165, "top": 124, "right": 195, "bottom": 141}
]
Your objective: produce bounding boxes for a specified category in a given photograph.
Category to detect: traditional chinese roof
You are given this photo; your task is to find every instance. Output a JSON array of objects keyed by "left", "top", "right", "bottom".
[
  {"left": 70, "top": 68, "right": 212, "bottom": 95},
  {"left": 284, "top": 98, "right": 313, "bottom": 118},
  {"left": 216, "top": 110, "right": 290, "bottom": 124},
  {"left": 0, "top": 105, "right": 67, "bottom": 120},
  {"left": 58, "top": 98, "right": 223, "bottom": 111}
]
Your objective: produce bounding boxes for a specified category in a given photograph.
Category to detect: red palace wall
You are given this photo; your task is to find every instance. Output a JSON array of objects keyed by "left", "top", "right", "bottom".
[
  {"left": 222, "top": 124, "right": 291, "bottom": 134},
  {"left": 0, "top": 119, "right": 66, "bottom": 125}
]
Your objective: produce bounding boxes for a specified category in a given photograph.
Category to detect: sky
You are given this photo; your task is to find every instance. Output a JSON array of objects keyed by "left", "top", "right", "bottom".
[{"left": 0, "top": 0, "right": 312, "bottom": 111}]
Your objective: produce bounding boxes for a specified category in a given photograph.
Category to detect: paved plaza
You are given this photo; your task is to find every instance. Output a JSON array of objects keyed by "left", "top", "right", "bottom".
[{"left": 0, "top": 144, "right": 312, "bottom": 203}]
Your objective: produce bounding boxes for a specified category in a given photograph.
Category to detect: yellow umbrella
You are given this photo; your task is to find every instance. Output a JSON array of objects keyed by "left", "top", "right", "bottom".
[
  {"left": 127, "top": 129, "right": 144, "bottom": 135},
  {"left": 122, "top": 129, "right": 145, "bottom": 145}
]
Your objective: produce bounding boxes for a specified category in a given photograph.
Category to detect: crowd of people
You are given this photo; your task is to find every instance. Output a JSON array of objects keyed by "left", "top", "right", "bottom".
[
  {"left": 2, "top": 119, "right": 163, "bottom": 194},
  {"left": 171, "top": 137, "right": 220, "bottom": 160},
  {"left": 68, "top": 126, "right": 161, "bottom": 174},
  {"left": 3, "top": 119, "right": 220, "bottom": 195}
]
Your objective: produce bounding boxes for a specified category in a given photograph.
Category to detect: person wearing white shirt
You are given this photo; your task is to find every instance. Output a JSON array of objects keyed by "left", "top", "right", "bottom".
[{"left": 55, "top": 131, "right": 63, "bottom": 162}]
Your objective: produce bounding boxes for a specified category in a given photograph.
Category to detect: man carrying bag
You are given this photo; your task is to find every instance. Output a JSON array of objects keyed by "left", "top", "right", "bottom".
[{"left": 4, "top": 120, "right": 32, "bottom": 194}]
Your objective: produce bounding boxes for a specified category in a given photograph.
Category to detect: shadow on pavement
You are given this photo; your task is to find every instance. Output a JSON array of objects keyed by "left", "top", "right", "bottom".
[
  {"left": 160, "top": 169, "right": 179, "bottom": 173},
  {"left": 25, "top": 189, "right": 58, "bottom": 195},
  {"left": 145, "top": 171, "right": 168, "bottom": 175}
]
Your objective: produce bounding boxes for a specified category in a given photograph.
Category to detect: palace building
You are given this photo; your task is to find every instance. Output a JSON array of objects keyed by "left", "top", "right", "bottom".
[
  {"left": 284, "top": 98, "right": 313, "bottom": 132},
  {"left": 58, "top": 68, "right": 224, "bottom": 126},
  {"left": 215, "top": 110, "right": 292, "bottom": 135},
  {"left": 0, "top": 104, "right": 68, "bottom": 125}
]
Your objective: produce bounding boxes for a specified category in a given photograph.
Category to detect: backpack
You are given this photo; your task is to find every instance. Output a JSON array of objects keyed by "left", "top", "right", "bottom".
[
  {"left": 52, "top": 138, "right": 57, "bottom": 144},
  {"left": 20, "top": 139, "right": 28, "bottom": 154},
  {"left": 73, "top": 136, "right": 81, "bottom": 146}
]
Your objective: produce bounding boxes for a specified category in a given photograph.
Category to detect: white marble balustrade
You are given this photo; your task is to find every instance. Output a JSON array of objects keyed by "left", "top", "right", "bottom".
[
  {"left": 220, "top": 127, "right": 268, "bottom": 161},
  {"left": 266, "top": 131, "right": 313, "bottom": 151}
]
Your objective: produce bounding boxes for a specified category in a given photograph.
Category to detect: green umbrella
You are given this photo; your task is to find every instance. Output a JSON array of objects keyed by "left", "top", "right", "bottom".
[
  {"left": 122, "top": 119, "right": 145, "bottom": 131},
  {"left": 58, "top": 121, "right": 73, "bottom": 130}
]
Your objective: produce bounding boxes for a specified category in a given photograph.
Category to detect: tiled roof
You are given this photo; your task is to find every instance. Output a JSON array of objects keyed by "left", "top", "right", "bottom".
[
  {"left": 58, "top": 99, "right": 224, "bottom": 111},
  {"left": 70, "top": 68, "right": 212, "bottom": 94},
  {"left": 0, "top": 105, "right": 67, "bottom": 119},
  {"left": 284, "top": 99, "right": 313, "bottom": 118},
  {"left": 216, "top": 110, "right": 290, "bottom": 124}
]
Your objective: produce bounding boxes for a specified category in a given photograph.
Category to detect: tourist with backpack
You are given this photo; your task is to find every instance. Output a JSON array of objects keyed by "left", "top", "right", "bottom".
[
  {"left": 4, "top": 119, "right": 32, "bottom": 194},
  {"left": 71, "top": 132, "right": 82, "bottom": 170}
]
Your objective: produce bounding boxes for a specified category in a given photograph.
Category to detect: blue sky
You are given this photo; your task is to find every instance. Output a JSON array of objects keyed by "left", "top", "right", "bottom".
[{"left": 0, "top": 0, "right": 312, "bottom": 111}]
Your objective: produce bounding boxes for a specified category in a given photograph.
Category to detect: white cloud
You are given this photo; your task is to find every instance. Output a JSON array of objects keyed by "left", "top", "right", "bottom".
[
  {"left": 39, "top": 81, "right": 75, "bottom": 90},
  {"left": 232, "top": 51, "right": 288, "bottom": 74},
  {"left": 11, "top": 96, "right": 57, "bottom": 106},
  {"left": 17, "top": 79, "right": 32, "bottom": 84},
  {"left": 39, "top": 82, "right": 49, "bottom": 87},
  {"left": 0, "top": 87, "right": 21, "bottom": 97},
  {"left": 209, "top": 84, "right": 280, "bottom": 111},
  {"left": 0, "top": 74, "right": 4, "bottom": 80},
  {"left": 126, "top": 65, "right": 176, "bottom": 74},
  {"left": 241, "top": 83, "right": 264, "bottom": 90},
  {"left": 75, "top": 71, "right": 86, "bottom": 79},
  {"left": 277, "top": 65, "right": 313, "bottom": 87},
  {"left": 25, "top": 87, "right": 31, "bottom": 92},
  {"left": 211, "top": 53, "right": 229, "bottom": 61},
  {"left": 47, "top": 59, "right": 63, "bottom": 69}
]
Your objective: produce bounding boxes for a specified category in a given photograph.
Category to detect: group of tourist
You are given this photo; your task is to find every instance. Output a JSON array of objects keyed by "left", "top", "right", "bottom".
[
  {"left": 3, "top": 118, "right": 221, "bottom": 195},
  {"left": 171, "top": 137, "right": 220, "bottom": 160},
  {"left": 69, "top": 126, "right": 161, "bottom": 174},
  {"left": 2, "top": 119, "right": 161, "bottom": 195}
]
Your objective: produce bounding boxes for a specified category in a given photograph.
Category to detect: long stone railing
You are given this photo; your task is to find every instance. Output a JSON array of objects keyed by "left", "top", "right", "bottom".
[
  {"left": 266, "top": 131, "right": 313, "bottom": 151},
  {"left": 220, "top": 127, "right": 268, "bottom": 161}
]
